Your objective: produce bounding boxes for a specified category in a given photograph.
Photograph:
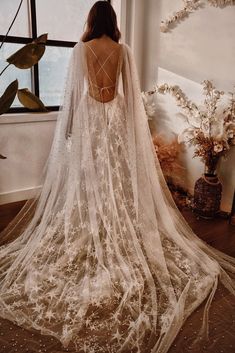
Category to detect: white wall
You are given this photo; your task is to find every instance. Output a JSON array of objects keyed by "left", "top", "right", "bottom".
[
  {"left": 159, "top": 1, "right": 235, "bottom": 91},
  {"left": 0, "top": 113, "right": 56, "bottom": 204},
  {"left": 124, "top": 0, "right": 161, "bottom": 90},
  {"left": 147, "top": 0, "right": 235, "bottom": 212}
]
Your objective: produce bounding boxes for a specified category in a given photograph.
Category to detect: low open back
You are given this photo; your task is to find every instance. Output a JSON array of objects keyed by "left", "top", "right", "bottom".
[{"left": 84, "top": 41, "right": 123, "bottom": 103}]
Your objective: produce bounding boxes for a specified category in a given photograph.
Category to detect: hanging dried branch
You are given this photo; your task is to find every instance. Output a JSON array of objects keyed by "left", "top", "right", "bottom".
[{"left": 160, "top": 0, "right": 235, "bottom": 33}]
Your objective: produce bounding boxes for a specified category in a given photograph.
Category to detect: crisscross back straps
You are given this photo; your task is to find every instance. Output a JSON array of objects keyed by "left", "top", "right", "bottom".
[{"left": 85, "top": 44, "right": 118, "bottom": 84}]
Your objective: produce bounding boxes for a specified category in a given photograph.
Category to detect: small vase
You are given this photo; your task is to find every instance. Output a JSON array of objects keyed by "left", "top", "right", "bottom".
[
  {"left": 193, "top": 166, "right": 222, "bottom": 218},
  {"left": 204, "top": 156, "right": 220, "bottom": 176}
]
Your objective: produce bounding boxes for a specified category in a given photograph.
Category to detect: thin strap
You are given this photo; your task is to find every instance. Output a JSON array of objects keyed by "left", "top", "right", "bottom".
[
  {"left": 85, "top": 44, "right": 118, "bottom": 84},
  {"left": 89, "top": 81, "right": 115, "bottom": 90},
  {"left": 85, "top": 43, "right": 99, "bottom": 60},
  {"left": 95, "top": 48, "right": 116, "bottom": 78}
]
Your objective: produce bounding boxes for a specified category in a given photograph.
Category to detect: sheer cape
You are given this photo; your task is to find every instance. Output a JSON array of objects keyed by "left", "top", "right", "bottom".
[{"left": 0, "top": 41, "right": 235, "bottom": 353}]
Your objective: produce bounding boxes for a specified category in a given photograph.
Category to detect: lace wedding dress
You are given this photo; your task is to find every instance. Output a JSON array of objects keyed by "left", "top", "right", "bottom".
[{"left": 0, "top": 42, "right": 234, "bottom": 353}]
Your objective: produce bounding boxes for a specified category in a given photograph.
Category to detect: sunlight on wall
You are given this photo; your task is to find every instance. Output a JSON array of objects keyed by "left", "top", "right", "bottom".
[{"left": 154, "top": 0, "right": 235, "bottom": 212}]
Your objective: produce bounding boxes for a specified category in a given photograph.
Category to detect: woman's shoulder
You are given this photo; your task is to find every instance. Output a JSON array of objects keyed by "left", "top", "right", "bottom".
[
  {"left": 72, "top": 41, "right": 131, "bottom": 58},
  {"left": 71, "top": 42, "right": 82, "bottom": 54},
  {"left": 85, "top": 38, "right": 122, "bottom": 50},
  {"left": 120, "top": 42, "right": 131, "bottom": 51},
  {"left": 73, "top": 41, "right": 83, "bottom": 49}
]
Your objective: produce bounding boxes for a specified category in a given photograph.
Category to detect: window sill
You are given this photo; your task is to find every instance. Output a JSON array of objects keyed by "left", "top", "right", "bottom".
[{"left": 0, "top": 111, "right": 58, "bottom": 125}]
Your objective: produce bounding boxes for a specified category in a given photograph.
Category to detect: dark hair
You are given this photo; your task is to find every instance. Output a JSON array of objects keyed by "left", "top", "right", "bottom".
[{"left": 81, "top": 1, "right": 121, "bottom": 43}]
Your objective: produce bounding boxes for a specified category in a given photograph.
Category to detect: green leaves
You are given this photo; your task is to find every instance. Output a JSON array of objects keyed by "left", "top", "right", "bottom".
[
  {"left": 18, "top": 88, "right": 47, "bottom": 111},
  {"left": 0, "top": 80, "right": 18, "bottom": 115},
  {"left": 6, "top": 33, "right": 48, "bottom": 69}
]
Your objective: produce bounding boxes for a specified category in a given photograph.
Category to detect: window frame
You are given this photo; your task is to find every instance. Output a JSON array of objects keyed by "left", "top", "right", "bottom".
[{"left": 0, "top": 0, "right": 116, "bottom": 114}]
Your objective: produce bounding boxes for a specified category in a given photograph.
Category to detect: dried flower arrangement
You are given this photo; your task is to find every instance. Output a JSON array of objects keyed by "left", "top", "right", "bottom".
[
  {"left": 142, "top": 94, "right": 190, "bottom": 209},
  {"left": 144, "top": 81, "right": 235, "bottom": 174},
  {"left": 152, "top": 134, "right": 184, "bottom": 181},
  {"left": 142, "top": 92, "right": 156, "bottom": 120},
  {"left": 160, "top": 0, "right": 235, "bottom": 33},
  {"left": 152, "top": 134, "right": 188, "bottom": 209}
]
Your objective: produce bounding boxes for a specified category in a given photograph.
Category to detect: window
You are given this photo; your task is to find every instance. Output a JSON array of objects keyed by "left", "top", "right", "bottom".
[{"left": 0, "top": 0, "right": 99, "bottom": 113}]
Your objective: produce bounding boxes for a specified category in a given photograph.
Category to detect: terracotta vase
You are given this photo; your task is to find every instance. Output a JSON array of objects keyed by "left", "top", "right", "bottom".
[{"left": 193, "top": 160, "right": 222, "bottom": 218}]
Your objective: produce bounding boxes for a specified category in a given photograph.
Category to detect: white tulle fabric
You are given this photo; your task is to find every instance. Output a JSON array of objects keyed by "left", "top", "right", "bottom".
[{"left": 0, "top": 42, "right": 235, "bottom": 353}]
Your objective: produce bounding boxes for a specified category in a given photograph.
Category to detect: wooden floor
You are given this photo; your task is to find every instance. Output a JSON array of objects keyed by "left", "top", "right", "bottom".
[
  {"left": 0, "top": 200, "right": 26, "bottom": 233},
  {"left": 0, "top": 201, "right": 234, "bottom": 353},
  {"left": 1, "top": 201, "right": 234, "bottom": 256},
  {"left": 182, "top": 209, "right": 235, "bottom": 257}
]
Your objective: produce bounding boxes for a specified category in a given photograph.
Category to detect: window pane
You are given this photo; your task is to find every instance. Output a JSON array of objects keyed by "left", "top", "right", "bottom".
[
  {"left": 38, "top": 46, "right": 72, "bottom": 106},
  {"left": 36, "top": 0, "right": 97, "bottom": 42},
  {"left": 0, "top": 0, "right": 31, "bottom": 38},
  {"left": 0, "top": 43, "right": 32, "bottom": 108}
]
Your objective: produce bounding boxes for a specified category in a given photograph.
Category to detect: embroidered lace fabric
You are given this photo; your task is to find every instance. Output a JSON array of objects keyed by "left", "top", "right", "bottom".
[{"left": 0, "top": 42, "right": 234, "bottom": 353}]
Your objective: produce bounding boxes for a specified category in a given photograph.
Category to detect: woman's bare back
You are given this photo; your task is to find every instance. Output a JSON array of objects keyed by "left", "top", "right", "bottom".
[{"left": 85, "top": 35, "right": 122, "bottom": 102}]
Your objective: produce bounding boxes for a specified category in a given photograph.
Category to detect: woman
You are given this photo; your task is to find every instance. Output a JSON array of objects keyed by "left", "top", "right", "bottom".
[{"left": 0, "top": 2, "right": 234, "bottom": 353}]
